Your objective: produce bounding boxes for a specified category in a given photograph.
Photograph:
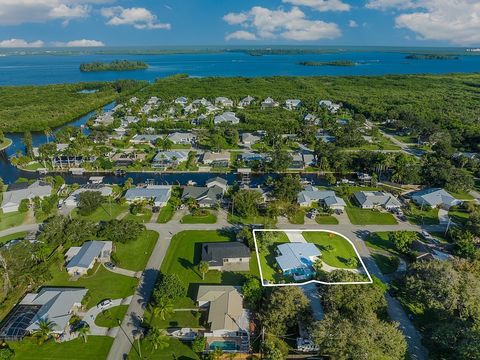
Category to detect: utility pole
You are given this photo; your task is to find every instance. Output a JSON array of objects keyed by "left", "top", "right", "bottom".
[{"left": 445, "top": 217, "right": 452, "bottom": 236}]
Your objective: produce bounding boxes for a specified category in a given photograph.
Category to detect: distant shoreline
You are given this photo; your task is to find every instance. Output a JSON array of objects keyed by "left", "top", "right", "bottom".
[
  {"left": 80, "top": 60, "right": 149, "bottom": 72},
  {"left": 298, "top": 60, "right": 356, "bottom": 67}
]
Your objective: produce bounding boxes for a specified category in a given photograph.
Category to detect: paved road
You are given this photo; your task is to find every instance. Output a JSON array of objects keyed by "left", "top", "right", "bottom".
[{"left": 0, "top": 223, "right": 39, "bottom": 238}]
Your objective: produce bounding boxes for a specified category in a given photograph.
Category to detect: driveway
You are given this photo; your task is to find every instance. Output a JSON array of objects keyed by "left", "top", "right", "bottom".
[
  {"left": 285, "top": 231, "right": 306, "bottom": 243},
  {"left": 82, "top": 296, "right": 133, "bottom": 337}
]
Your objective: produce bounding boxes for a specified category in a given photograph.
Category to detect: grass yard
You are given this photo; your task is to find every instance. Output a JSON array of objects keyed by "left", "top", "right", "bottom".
[
  {"left": 154, "top": 309, "right": 202, "bottom": 329},
  {"left": 123, "top": 209, "right": 152, "bottom": 223},
  {"left": 47, "top": 263, "right": 138, "bottom": 308},
  {"left": 114, "top": 230, "right": 158, "bottom": 271},
  {"left": 71, "top": 203, "right": 128, "bottom": 222},
  {"left": 0, "top": 231, "right": 27, "bottom": 244},
  {"left": 181, "top": 211, "right": 217, "bottom": 224},
  {"left": 345, "top": 205, "right": 397, "bottom": 225},
  {"left": 405, "top": 205, "right": 439, "bottom": 225},
  {"left": 303, "top": 231, "right": 359, "bottom": 269},
  {"left": 129, "top": 337, "right": 198, "bottom": 360},
  {"left": 157, "top": 203, "right": 175, "bottom": 223},
  {"left": 0, "top": 211, "right": 27, "bottom": 231},
  {"left": 0, "top": 137, "right": 12, "bottom": 150},
  {"left": 315, "top": 215, "right": 339, "bottom": 224},
  {"left": 449, "top": 209, "right": 470, "bottom": 226},
  {"left": 228, "top": 214, "right": 277, "bottom": 226},
  {"left": 447, "top": 190, "right": 474, "bottom": 200},
  {"left": 9, "top": 336, "right": 113, "bottom": 360},
  {"left": 365, "top": 232, "right": 403, "bottom": 255},
  {"left": 371, "top": 253, "right": 400, "bottom": 275},
  {"left": 288, "top": 209, "right": 305, "bottom": 225},
  {"left": 95, "top": 305, "right": 129, "bottom": 328}
]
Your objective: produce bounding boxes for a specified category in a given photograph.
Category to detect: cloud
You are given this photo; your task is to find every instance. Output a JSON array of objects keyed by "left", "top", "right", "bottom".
[
  {"left": 348, "top": 20, "right": 358, "bottom": 27},
  {"left": 283, "top": 0, "right": 350, "bottom": 12},
  {"left": 101, "top": 6, "right": 171, "bottom": 30},
  {"left": 226, "top": 31, "right": 257, "bottom": 41},
  {"left": 0, "top": 38, "right": 44, "bottom": 47},
  {"left": 0, "top": 0, "right": 112, "bottom": 25},
  {"left": 367, "top": 0, "right": 480, "bottom": 45},
  {"left": 223, "top": 6, "right": 341, "bottom": 41},
  {"left": 54, "top": 39, "right": 105, "bottom": 47}
]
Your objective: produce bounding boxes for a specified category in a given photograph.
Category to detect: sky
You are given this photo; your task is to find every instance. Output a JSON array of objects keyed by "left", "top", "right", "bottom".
[{"left": 0, "top": 0, "right": 479, "bottom": 48}]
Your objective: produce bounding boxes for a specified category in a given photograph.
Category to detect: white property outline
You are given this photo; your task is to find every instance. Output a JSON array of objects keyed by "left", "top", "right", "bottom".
[{"left": 253, "top": 229, "right": 373, "bottom": 287}]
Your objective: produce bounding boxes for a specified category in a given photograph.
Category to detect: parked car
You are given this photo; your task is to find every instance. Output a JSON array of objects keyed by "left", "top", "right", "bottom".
[
  {"left": 97, "top": 299, "right": 112, "bottom": 310},
  {"left": 105, "top": 262, "right": 116, "bottom": 270}
]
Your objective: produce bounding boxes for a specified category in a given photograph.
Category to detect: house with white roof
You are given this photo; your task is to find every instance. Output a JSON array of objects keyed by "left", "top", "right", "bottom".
[
  {"left": 124, "top": 185, "right": 172, "bottom": 207},
  {"left": 297, "top": 187, "right": 346, "bottom": 210},
  {"left": 215, "top": 97, "right": 234, "bottom": 107},
  {"left": 65, "top": 241, "right": 112, "bottom": 276},
  {"left": 319, "top": 100, "right": 341, "bottom": 114},
  {"left": 206, "top": 177, "right": 229, "bottom": 193},
  {"left": 241, "top": 133, "right": 262, "bottom": 146},
  {"left": 304, "top": 114, "right": 319, "bottom": 125},
  {"left": 167, "top": 132, "right": 197, "bottom": 145},
  {"left": 174, "top": 97, "right": 188, "bottom": 106},
  {"left": 354, "top": 191, "right": 401, "bottom": 210},
  {"left": 1, "top": 181, "right": 52, "bottom": 213},
  {"left": 192, "top": 98, "right": 212, "bottom": 108},
  {"left": 409, "top": 188, "right": 461, "bottom": 209},
  {"left": 130, "top": 134, "right": 163, "bottom": 144},
  {"left": 238, "top": 95, "right": 255, "bottom": 108},
  {"left": 202, "top": 152, "right": 230, "bottom": 167},
  {"left": 261, "top": 97, "right": 279, "bottom": 109},
  {"left": 285, "top": 99, "right": 302, "bottom": 110},
  {"left": 63, "top": 184, "right": 112, "bottom": 207},
  {"left": 276, "top": 243, "right": 321, "bottom": 281},
  {"left": 152, "top": 151, "right": 189, "bottom": 167},
  {"left": 214, "top": 112, "right": 240, "bottom": 125}
]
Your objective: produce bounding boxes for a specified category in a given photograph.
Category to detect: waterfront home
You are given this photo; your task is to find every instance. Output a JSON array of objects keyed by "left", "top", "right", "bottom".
[
  {"left": 181, "top": 185, "right": 224, "bottom": 207},
  {"left": 63, "top": 184, "right": 113, "bottom": 207},
  {"left": 297, "top": 186, "right": 346, "bottom": 210},
  {"left": 285, "top": 99, "right": 302, "bottom": 110},
  {"left": 152, "top": 151, "right": 189, "bottom": 167},
  {"left": 111, "top": 151, "right": 146, "bottom": 167},
  {"left": 353, "top": 191, "right": 402, "bottom": 210},
  {"left": 130, "top": 134, "right": 163, "bottom": 145},
  {"left": 275, "top": 243, "right": 321, "bottom": 281},
  {"left": 214, "top": 111, "right": 240, "bottom": 125},
  {"left": 238, "top": 95, "right": 255, "bottom": 108},
  {"left": 124, "top": 185, "right": 172, "bottom": 208},
  {"left": 65, "top": 241, "right": 112, "bottom": 276},
  {"left": 167, "top": 132, "right": 197, "bottom": 145},
  {"left": 53, "top": 156, "right": 95, "bottom": 168},
  {"left": 261, "top": 97, "right": 279, "bottom": 109},
  {"left": 319, "top": 100, "right": 341, "bottom": 114},
  {"left": 0, "top": 287, "right": 88, "bottom": 341},
  {"left": 240, "top": 152, "right": 267, "bottom": 164},
  {"left": 196, "top": 285, "right": 250, "bottom": 353},
  {"left": 1, "top": 181, "right": 52, "bottom": 213},
  {"left": 93, "top": 110, "right": 115, "bottom": 126},
  {"left": 290, "top": 153, "right": 306, "bottom": 170},
  {"left": 409, "top": 188, "right": 461, "bottom": 209},
  {"left": 241, "top": 132, "right": 262, "bottom": 146},
  {"left": 206, "top": 177, "right": 229, "bottom": 193},
  {"left": 215, "top": 97, "right": 234, "bottom": 107},
  {"left": 201, "top": 242, "right": 251, "bottom": 271},
  {"left": 202, "top": 152, "right": 230, "bottom": 167},
  {"left": 174, "top": 97, "right": 188, "bottom": 106}
]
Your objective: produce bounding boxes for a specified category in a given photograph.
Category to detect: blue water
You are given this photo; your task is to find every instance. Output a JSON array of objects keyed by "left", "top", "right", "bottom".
[{"left": 0, "top": 51, "right": 479, "bottom": 85}]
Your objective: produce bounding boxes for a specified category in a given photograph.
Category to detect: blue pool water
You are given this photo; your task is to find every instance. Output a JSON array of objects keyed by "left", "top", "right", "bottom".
[{"left": 209, "top": 340, "right": 238, "bottom": 351}]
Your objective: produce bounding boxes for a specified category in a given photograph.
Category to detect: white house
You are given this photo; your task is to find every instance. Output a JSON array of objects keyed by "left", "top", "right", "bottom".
[
  {"left": 124, "top": 185, "right": 172, "bottom": 207},
  {"left": 174, "top": 97, "right": 188, "bottom": 106},
  {"left": 241, "top": 133, "right": 262, "bottom": 146},
  {"left": 214, "top": 112, "right": 240, "bottom": 125},
  {"left": 206, "top": 177, "right": 229, "bottom": 193},
  {"left": 261, "top": 97, "right": 279, "bottom": 109},
  {"left": 354, "top": 191, "right": 401, "bottom": 210},
  {"left": 63, "top": 184, "right": 113, "bottom": 207},
  {"left": 238, "top": 95, "right": 255, "bottom": 108},
  {"left": 297, "top": 186, "right": 346, "bottom": 210},
  {"left": 1, "top": 181, "right": 52, "bottom": 213},
  {"left": 152, "top": 151, "right": 189, "bottom": 167},
  {"left": 167, "top": 132, "right": 197, "bottom": 145},
  {"left": 65, "top": 241, "right": 112, "bottom": 276},
  {"left": 202, "top": 152, "right": 230, "bottom": 166},
  {"left": 319, "top": 100, "right": 341, "bottom": 113},
  {"left": 409, "top": 188, "right": 461, "bottom": 209},
  {"left": 285, "top": 99, "right": 302, "bottom": 110},
  {"left": 215, "top": 97, "right": 234, "bottom": 107}
]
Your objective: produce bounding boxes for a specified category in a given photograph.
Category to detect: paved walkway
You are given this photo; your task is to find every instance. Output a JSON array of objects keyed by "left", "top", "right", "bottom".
[{"left": 438, "top": 208, "right": 450, "bottom": 225}]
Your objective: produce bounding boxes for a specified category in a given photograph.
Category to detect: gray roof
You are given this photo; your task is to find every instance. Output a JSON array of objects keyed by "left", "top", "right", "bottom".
[
  {"left": 152, "top": 151, "right": 189, "bottom": 163},
  {"left": 22, "top": 287, "right": 88, "bottom": 333},
  {"left": 201, "top": 242, "right": 250, "bottom": 266},
  {"left": 131, "top": 134, "right": 162, "bottom": 142},
  {"left": 297, "top": 187, "right": 346, "bottom": 207},
  {"left": 354, "top": 191, "right": 401, "bottom": 208},
  {"left": 276, "top": 243, "right": 321, "bottom": 272},
  {"left": 214, "top": 111, "right": 240, "bottom": 124},
  {"left": 410, "top": 188, "right": 459, "bottom": 207},
  {"left": 125, "top": 186, "right": 172, "bottom": 204},
  {"left": 206, "top": 177, "right": 228, "bottom": 187},
  {"left": 167, "top": 132, "right": 196, "bottom": 143},
  {"left": 1, "top": 181, "right": 52, "bottom": 209},
  {"left": 181, "top": 186, "right": 223, "bottom": 206},
  {"left": 66, "top": 241, "right": 109, "bottom": 270}
]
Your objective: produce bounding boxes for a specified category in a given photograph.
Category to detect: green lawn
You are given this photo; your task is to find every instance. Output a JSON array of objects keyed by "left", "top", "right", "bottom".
[
  {"left": 345, "top": 205, "right": 397, "bottom": 225},
  {"left": 157, "top": 203, "right": 175, "bottom": 223},
  {"left": 0, "top": 211, "right": 27, "bottom": 231},
  {"left": 448, "top": 190, "right": 474, "bottom": 200},
  {"left": 288, "top": 209, "right": 305, "bottom": 225},
  {"left": 448, "top": 209, "right": 470, "bottom": 226},
  {"left": 123, "top": 209, "right": 152, "bottom": 223},
  {"left": 0, "top": 137, "right": 12, "bottom": 150},
  {"left": 365, "top": 232, "right": 399, "bottom": 255},
  {"left": 228, "top": 214, "right": 277, "bottom": 226},
  {"left": 154, "top": 309, "right": 201, "bottom": 329},
  {"left": 114, "top": 230, "right": 158, "bottom": 271},
  {"left": 9, "top": 336, "right": 113, "bottom": 360},
  {"left": 303, "top": 231, "right": 359, "bottom": 269},
  {"left": 129, "top": 338, "right": 198, "bottom": 360},
  {"left": 95, "top": 305, "right": 129, "bottom": 328},
  {"left": 180, "top": 211, "right": 217, "bottom": 224},
  {"left": 47, "top": 263, "right": 138, "bottom": 308},
  {"left": 371, "top": 253, "right": 399, "bottom": 275},
  {"left": 315, "top": 215, "right": 339, "bottom": 224},
  {"left": 405, "top": 205, "right": 439, "bottom": 225},
  {"left": 258, "top": 240, "right": 290, "bottom": 283},
  {"left": 71, "top": 203, "right": 128, "bottom": 222},
  {"left": 0, "top": 231, "right": 27, "bottom": 244}
]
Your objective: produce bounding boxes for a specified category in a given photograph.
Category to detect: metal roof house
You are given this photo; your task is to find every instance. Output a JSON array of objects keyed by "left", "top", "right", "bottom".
[
  {"left": 63, "top": 184, "right": 113, "bottom": 207},
  {"left": 353, "top": 191, "right": 402, "bottom": 210},
  {"left": 124, "top": 185, "right": 172, "bottom": 207},
  {"left": 215, "top": 97, "right": 234, "bottom": 107},
  {"left": 275, "top": 243, "right": 321, "bottom": 281},
  {"left": 409, "top": 188, "right": 461, "bottom": 209},
  {"left": 206, "top": 177, "right": 228, "bottom": 193},
  {"left": 167, "top": 132, "right": 197, "bottom": 145},
  {"left": 65, "top": 241, "right": 112, "bottom": 276},
  {"left": 285, "top": 99, "right": 302, "bottom": 110},
  {"left": 239, "top": 95, "right": 255, "bottom": 108},
  {"left": 214, "top": 112, "right": 240, "bottom": 125},
  {"left": 1, "top": 181, "right": 52, "bottom": 213},
  {"left": 201, "top": 242, "right": 251, "bottom": 271},
  {"left": 152, "top": 151, "right": 189, "bottom": 167},
  {"left": 182, "top": 185, "right": 224, "bottom": 207},
  {"left": 297, "top": 187, "right": 346, "bottom": 210}
]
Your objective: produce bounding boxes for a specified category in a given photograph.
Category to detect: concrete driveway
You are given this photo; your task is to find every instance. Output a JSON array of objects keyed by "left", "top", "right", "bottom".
[{"left": 83, "top": 296, "right": 133, "bottom": 336}]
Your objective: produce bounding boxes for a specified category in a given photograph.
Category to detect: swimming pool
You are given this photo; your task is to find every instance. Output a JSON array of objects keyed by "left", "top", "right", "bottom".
[{"left": 209, "top": 340, "right": 238, "bottom": 351}]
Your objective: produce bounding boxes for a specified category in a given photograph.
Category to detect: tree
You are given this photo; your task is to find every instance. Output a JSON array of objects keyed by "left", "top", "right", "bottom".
[
  {"left": 262, "top": 337, "right": 289, "bottom": 360},
  {"left": 148, "top": 327, "right": 169, "bottom": 351},
  {"left": 389, "top": 231, "right": 417, "bottom": 254},
  {"left": 153, "top": 273, "right": 186, "bottom": 304},
  {"left": 76, "top": 323, "right": 90, "bottom": 343},
  {"left": 23, "top": 131, "right": 33, "bottom": 158},
  {"left": 237, "top": 226, "right": 255, "bottom": 250},
  {"left": 18, "top": 199, "right": 29, "bottom": 213},
  {"left": 156, "top": 136, "right": 173, "bottom": 151},
  {"left": 32, "top": 319, "right": 56, "bottom": 344},
  {"left": 268, "top": 147, "right": 292, "bottom": 171},
  {"left": 199, "top": 260, "right": 209, "bottom": 280},
  {"left": 232, "top": 190, "right": 263, "bottom": 218},
  {"left": 242, "top": 276, "right": 263, "bottom": 309},
  {"left": 273, "top": 174, "right": 302, "bottom": 203},
  {"left": 192, "top": 336, "right": 207, "bottom": 353},
  {"left": 152, "top": 299, "right": 174, "bottom": 321},
  {"left": 98, "top": 219, "right": 145, "bottom": 243},
  {"left": 450, "top": 230, "right": 479, "bottom": 260},
  {"left": 0, "top": 347, "right": 14, "bottom": 360},
  {"left": 325, "top": 173, "right": 336, "bottom": 185},
  {"left": 77, "top": 191, "right": 104, "bottom": 216}
]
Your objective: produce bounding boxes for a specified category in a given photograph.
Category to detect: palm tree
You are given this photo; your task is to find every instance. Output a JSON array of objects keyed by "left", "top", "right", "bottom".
[
  {"left": 149, "top": 327, "right": 169, "bottom": 351},
  {"left": 44, "top": 128, "right": 53, "bottom": 144},
  {"left": 199, "top": 261, "right": 209, "bottom": 280},
  {"left": 76, "top": 323, "right": 91, "bottom": 343},
  {"left": 152, "top": 300, "right": 174, "bottom": 321},
  {"left": 32, "top": 319, "right": 56, "bottom": 344}
]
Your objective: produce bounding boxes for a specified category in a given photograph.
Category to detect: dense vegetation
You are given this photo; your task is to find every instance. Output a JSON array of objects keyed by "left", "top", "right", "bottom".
[
  {"left": 80, "top": 60, "right": 148, "bottom": 72},
  {"left": 0, "top": 80, "right": 146, "bottom": 132},
  {"left": 298, "top": 60, "right": 356, "bottom": 67}
]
